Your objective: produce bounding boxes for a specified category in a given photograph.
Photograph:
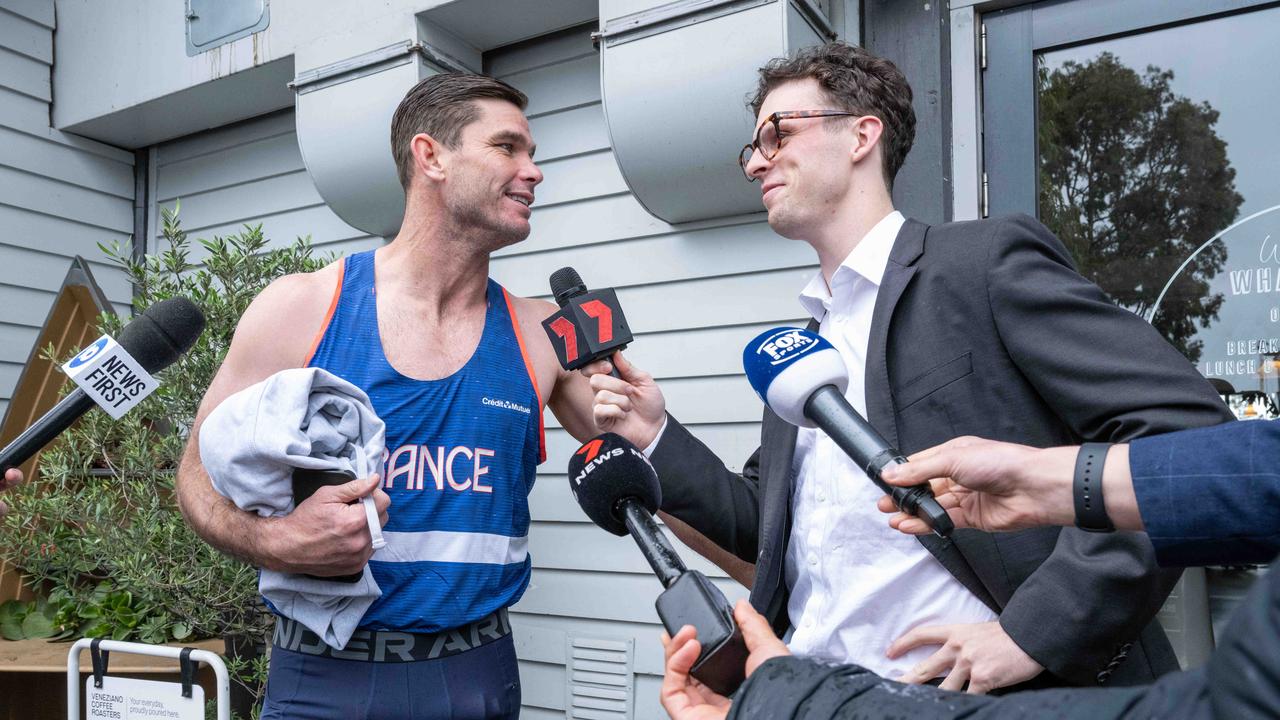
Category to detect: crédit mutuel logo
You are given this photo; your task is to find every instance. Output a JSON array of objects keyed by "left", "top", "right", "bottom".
[
  {"left": 482, "top": 396, "right": 531, "bottom": 415},
  {"left": 755, "top": 328, "right": 820, "bottom": 366}
]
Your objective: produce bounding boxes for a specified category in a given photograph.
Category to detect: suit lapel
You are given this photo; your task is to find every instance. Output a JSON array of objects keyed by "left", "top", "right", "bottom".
[
  {"left": 865, "top": 219, "right": 1002, "bottom": 613},
  {"left": 865, "top": 219, "right": 926, "bottom": 449}
]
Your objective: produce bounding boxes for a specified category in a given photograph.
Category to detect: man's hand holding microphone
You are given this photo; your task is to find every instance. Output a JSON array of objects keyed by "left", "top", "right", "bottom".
[{"left": 876, "top": 436, "right": 1141, "bottom": 535}]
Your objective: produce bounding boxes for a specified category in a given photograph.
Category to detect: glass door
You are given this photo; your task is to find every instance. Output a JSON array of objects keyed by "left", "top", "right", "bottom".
[
  {"left": 985, "top": 0, "right": 1280, "bottom": 418},
  {"left": 982, "top": 0, "right": 1280, "bottom": 666}
]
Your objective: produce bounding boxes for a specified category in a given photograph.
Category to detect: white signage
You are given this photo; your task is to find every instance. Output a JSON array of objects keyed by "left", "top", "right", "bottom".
[
  {"left": 62, "top": 334, "right": 158, "bottom": 420},
  {"left": 86, "top": 676, "right": 204, "bottom": 720}
]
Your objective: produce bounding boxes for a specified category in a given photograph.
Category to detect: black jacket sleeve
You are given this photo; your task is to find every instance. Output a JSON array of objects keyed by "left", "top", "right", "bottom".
[
  {"left": 727, "top": 556, "right": 1280, "bottom": 720},
  {"left": 726, "top": 656, "right": 1156, "bottom": 720},
  {"left": 648, "top": 413, "right": 763, "bottom": 563},
  {"left": 983, "top": 214, "right": 1236, "bottom": 683}
]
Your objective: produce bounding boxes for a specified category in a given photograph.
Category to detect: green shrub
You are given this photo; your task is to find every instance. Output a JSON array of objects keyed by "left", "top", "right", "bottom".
[{"left": 0, "top": 205, "right": 333, "bottom": 717}]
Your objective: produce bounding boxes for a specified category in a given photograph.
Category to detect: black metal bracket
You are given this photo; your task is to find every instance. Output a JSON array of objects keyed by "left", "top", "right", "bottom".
[
  {"left": 90, "top": 638, "right": 110, "bottom": 689},
  {"left": 179, "top": 646, "right": 197, "bottom": 699}
]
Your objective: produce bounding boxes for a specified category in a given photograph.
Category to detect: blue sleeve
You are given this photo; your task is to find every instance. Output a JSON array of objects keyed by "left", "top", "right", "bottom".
[{"left": 1128, "top": 419, "right": 1280, "bottom": 567}]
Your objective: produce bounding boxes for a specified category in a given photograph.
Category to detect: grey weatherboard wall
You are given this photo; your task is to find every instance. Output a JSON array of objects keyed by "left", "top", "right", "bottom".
[{"left": 0, "top": 0, "right": 134, "bottom": 419}]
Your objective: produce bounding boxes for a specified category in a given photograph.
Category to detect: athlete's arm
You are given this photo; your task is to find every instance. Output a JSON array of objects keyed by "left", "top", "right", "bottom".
[
  {"left": 175, "top": 264, "right": 390, "bottom": 575},
  {"left": 511, "top": 296, "right": 600, "bottom": 442}
]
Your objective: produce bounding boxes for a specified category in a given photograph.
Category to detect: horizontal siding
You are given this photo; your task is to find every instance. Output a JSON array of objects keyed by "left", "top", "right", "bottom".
[
  {"left": 0, "top": 7, "right": 50, "bottom": 63},
  {"left": 487, "top": 24, "right": 791, "bottom": 717},
  {"left": 0, "top": 125, "right": 134, "bottom": 196},
  {"left": 491, "top": 221, "right": 813, "bottom": 297},
  {"left": 0, "top": 5, "right": 133, "bottom": 407},
  {"left": 0, "top": 43, "right": 49, "bottom": 101},
  {"left": 0, "top": 84, "right": 48, "bottom": 131},
  {"left": 152, "top": 110, "right": 377, "bottom": 264},
  {"left": 515, "top": 568, "right": 746, "bottom": 627},
  {"left": 0, "top": 0, "right": 54, "bottom": 28}
]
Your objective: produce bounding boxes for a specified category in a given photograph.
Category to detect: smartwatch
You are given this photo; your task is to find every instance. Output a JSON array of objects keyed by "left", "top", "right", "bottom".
[{"left": 1073, "top": 442, "right": 1115, "bottom": 532}]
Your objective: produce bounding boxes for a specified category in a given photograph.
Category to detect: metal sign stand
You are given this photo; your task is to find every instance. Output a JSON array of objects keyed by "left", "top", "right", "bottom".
[{"left": 66, "top": 638, "right": 231, "bottom": 720}]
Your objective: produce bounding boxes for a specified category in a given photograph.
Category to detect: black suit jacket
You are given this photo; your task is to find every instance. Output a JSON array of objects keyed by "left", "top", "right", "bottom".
[{"left": 651, "top": 214, "right": 1235, "bottom": 686}]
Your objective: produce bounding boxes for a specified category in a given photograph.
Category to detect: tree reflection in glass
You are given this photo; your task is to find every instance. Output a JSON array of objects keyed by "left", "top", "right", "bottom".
[{"left": 1036, "top": 53, "right": 1243, "bottom": 363}]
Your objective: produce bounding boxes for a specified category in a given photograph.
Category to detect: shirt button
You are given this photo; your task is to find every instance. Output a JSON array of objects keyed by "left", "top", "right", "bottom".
[
  {"left": 804, "top": 617, "right": 814, "bottom": 628},
  {"left": 807, "top": 553, "right": 817, "bottom": 566},
  {"left": 817, "top": 493, "right": 826, "bottom": 502}
]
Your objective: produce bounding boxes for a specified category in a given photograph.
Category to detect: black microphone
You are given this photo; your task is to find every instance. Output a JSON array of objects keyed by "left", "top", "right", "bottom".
[
  {"left": 544, "top": 267, "right": 633, "bottom": 378},
  {"left": 0, "top": 297, "right": 206, "bottom": 473},
  {"left": 742, "top": 327, "right": 954, "bottom": 537},
  {"left": 568, "top": 433, "right": 748, "bottom": 695}
]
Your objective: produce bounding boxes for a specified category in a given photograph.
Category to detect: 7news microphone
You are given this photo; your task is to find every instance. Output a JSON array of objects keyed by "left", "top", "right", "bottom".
[
  {"left": 742, "top": 327, "right": 954, "bottom": 537},
  {"left": 0, "top": 296, "right": 206, "bottom": 474},
  {"left": 568, "top": 433, "right": 748, "bottom": 695},
  {"left": 543, "top": 267, "right": 632, "bottom": 377}
]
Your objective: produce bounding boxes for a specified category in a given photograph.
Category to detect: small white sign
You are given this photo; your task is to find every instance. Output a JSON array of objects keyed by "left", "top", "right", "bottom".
[
  {"left": 62, "top": 334, "right": 157, "bottom": 420},
  {"left": 85, "top": 676, "right": 204, "bottom": 720}
]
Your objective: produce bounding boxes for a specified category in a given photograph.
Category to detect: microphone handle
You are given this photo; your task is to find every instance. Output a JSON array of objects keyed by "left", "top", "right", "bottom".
[
  {"left": 621, "top": 498, "right": 687, "bottom": 587},
  {"left": 0, "top": 389, "right": 96, "bottom": 473},
  {"left": 804, "top": 385, "right": 954, "bottom": 537}
]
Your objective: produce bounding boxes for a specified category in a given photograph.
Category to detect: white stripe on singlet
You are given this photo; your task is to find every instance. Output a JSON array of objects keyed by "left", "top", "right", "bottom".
[{"left": 371, "top": 530, "right": 529, "bottom": 565}]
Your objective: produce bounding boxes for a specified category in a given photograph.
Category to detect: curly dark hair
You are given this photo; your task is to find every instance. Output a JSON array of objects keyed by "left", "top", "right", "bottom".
[
  {"left": 390, "top": 73, "right": 528, "bottom": 191},
  {"left": 749, "top": 42, "right": 916, "bottom": 189}
]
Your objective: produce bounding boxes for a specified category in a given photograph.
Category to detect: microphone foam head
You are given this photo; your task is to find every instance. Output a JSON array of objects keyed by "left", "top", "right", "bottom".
[
  {"left": 742, "top": 327, "right": 848, "bottom": 428},
  {"left": 118, "top": 297, "right": 207, "bottom": 374},
  {"left": 550, "top": 267, "right": 587, "bottom": 308},
  {"left": 566, "top": 433, "right": 661, "bottom": 536}
]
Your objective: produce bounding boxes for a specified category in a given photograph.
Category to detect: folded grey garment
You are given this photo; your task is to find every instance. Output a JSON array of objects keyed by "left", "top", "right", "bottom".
[{"left": 200, "top": 366, "right": 387, "bottom": 650}]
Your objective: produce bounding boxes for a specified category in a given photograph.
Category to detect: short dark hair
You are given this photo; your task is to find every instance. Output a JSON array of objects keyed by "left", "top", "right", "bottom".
[
  {"left": 749, "top": 42, "right": 916, "bottom": 188},
  {"left": 390, "top": 73, "right": 528, "bottom": 191}
]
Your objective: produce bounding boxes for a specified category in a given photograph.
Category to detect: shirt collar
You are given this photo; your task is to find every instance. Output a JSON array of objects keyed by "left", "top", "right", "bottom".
[{"left": 799, "top": 211, "right": 906, "bottom": 322}]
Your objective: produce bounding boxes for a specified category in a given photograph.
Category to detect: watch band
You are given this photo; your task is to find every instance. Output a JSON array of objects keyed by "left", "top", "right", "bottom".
[{"left": 1073, "top": 442, "right": 1115, "bottom": 532}]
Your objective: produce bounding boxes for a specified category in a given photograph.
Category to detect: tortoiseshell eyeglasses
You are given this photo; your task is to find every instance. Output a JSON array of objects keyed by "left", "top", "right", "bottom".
[{"left": 738, "top": 110, "right": 862, "bottom": 181}]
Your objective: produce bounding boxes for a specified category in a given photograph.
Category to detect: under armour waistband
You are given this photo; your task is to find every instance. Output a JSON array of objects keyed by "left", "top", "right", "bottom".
[{"left": 272, "top": 608, "right": 511, "bottom": 663}]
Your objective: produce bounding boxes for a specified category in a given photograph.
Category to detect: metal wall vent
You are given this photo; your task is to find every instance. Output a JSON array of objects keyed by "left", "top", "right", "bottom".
[{"left": 564, "top": 634, "right": 634, "bottom": 719}]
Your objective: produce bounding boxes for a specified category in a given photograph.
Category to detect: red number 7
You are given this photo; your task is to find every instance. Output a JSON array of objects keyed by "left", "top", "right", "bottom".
[
  {"left": 549, "top": 316, "right": 579, "bottom": 362},
  {"left": 580, "top": 300, "right": 613, "bottom": 343}
]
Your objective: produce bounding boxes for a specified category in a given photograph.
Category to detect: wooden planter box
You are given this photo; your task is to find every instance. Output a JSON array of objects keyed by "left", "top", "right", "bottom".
[{"left": 0, "top": 637, "right": 222, "bottom": 719}]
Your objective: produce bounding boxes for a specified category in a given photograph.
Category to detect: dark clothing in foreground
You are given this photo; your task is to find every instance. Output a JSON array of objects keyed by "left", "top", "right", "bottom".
[{"left": 729, "top": 558, "right": 1279, "bottom": 719}]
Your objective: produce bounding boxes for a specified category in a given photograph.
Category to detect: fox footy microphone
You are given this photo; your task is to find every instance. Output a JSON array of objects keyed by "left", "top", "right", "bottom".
[
  {"left": 743, "top": 327, "right": 954, "bottom": 537},
  {"left": 568, "top": 433, "right": 748, "bottom": 695},
  {"left": 543, "top": 267, "right": 632, "bottom": 377},
  {"left": 0, "top": 297, "right": 206, "bottom": 474}
]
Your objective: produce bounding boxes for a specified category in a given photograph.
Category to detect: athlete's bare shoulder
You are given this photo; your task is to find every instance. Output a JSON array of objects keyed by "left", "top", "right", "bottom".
[
  {"left": 200, "top": 259, "right": 345, "bottom": 413},
  {"left": 239, "top": 260, "right": 343, "bottom": 363}
]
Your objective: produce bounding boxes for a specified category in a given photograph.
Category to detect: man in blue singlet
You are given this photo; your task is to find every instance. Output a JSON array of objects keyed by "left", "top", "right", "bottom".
[{"left": 175, "top": 73, "right": 604, "bottom": 719}]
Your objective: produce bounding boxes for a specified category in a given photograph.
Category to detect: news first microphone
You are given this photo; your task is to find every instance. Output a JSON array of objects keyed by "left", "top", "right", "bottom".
[
  {"left": 568, "top": 433, "right": 748, "bottom": 695},
  {"left": 0, "top": 296, "right": 206, "bottom": 474},
  {"left": 742, "top": 327, "right": 954, "bottom": 537},
  {"left": 542, "top": 267, "right": 632, "bottom": 377}
]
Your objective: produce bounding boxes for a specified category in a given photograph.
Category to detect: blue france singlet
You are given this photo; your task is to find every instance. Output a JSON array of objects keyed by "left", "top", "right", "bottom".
[{"left": 306, "top": 250, "right": 546, "bottom": 633}]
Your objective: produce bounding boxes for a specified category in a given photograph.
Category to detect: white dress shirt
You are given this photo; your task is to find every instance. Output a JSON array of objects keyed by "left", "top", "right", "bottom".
[{"left": 784, "top": 210, "right": 997, "bottom": 676}]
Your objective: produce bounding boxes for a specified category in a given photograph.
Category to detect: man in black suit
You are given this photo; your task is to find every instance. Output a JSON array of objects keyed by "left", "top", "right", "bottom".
[{"left": 586, "top": 41, "right": 1233, "bottom": 693}]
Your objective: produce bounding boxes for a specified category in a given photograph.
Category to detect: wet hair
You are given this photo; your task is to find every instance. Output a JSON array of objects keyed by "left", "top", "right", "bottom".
[{"left": 390, "top": 73, "right": 528, "bottom": 191}]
